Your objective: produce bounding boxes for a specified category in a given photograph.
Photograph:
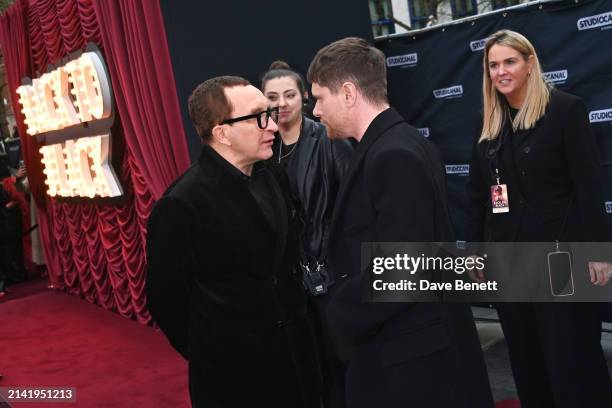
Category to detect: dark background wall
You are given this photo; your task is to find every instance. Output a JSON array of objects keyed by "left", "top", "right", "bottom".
[
  {"left": 160, "top": 0, "right": 373, "bottom": 162},
  {"left": 160, "top": 0, "right": 611, "bottom": 239}
]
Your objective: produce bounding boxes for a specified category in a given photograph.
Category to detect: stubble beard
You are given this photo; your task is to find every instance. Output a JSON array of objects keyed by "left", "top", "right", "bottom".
[{"left": 323, "top": 122, "right": 341, "bottom": 139}]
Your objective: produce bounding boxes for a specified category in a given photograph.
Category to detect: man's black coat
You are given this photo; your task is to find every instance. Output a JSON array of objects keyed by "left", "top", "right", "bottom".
[
  {"left": 326, "top": 108, "right": 494, "bottom": 408},
  {"left": 146, "top": 145, "right": 320, "bottom": 408}
]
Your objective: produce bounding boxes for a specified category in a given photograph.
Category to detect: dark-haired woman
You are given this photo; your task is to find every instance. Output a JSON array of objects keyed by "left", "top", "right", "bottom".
[
  {"left": 262, "top": 61, "right": 353, "bottom": 408},
  {"left": 467, "top": 30, "right": 612, "bottom": 407}
]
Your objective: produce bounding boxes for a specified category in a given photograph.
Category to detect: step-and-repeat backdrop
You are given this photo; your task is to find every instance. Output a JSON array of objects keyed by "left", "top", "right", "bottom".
[{"left": 378, "top": 0, "right": 612, "bottom": 240}]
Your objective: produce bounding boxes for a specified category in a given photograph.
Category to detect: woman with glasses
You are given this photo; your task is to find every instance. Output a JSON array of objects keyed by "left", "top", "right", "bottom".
[
  {"left": 467, "top": 30, "right": 612, "bottom": 407},
  {"left": 262, "top": 61, "right": 352, "bottom": 408}
]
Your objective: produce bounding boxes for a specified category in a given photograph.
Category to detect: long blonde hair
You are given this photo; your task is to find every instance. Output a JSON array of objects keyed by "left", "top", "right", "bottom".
[{"left": 480, "top": 30, "right": 550, "bottom": 142}]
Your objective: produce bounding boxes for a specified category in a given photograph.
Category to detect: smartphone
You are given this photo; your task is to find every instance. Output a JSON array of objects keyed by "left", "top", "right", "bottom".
[{"left": 548, "top": 251, "right": 574, "bottom": 297}]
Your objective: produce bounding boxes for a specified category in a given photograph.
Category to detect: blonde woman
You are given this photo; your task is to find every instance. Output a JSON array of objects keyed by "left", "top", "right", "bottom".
[{"left": 467, "top": 30, "right": 612, "bottom": 407}]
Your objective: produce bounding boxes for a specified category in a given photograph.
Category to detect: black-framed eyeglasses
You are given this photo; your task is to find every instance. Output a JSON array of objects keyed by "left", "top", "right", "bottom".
[{"left": 220, "top": 106, "right": 279, "bottom": 130}]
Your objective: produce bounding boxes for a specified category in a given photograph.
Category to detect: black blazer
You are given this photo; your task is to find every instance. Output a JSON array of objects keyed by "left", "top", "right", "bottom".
[
  {"left": 146, "top": 145, "right": 320, "bottom": 407},
  {"left": 326, "top": 108, "right": 494, "bottom": 408},
  {"left": 467, "top": 89, "right": 610, "bottom": 243}
]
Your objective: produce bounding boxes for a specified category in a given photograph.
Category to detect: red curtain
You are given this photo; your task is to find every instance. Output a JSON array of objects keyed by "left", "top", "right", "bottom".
[
  {"left": 0, "top": 0, "right": 190, "bottom": 323},
  {"left": 94, "top": 0, "right": 191, "bottom": 199},
  {"left": 0, "top": 0, "right": 42, "bottom": 206}
]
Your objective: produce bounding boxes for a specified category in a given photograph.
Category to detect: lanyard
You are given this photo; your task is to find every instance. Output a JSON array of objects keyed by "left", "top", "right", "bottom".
[{"left": 486, "top": 127, "right": 505, "bottom": 184}]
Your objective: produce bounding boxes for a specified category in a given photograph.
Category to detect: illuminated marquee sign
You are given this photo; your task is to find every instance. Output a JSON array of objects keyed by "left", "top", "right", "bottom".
[{"left": 16, "top": 47, "right": 122, "bottom": 199}]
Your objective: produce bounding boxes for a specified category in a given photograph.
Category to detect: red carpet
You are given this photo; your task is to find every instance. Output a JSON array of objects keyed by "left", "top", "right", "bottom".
[
  {"left": 496, "top": 399, "right": 521, "bottom": 408},
  {"left": 0, "top": 281, "right": 520, "bottom": 407},
  {"left": 0, "top": 284, "right": 189, "bottom": 407},
  {"left": 0, "top": 278, "right": 48, "bottom": 303}
]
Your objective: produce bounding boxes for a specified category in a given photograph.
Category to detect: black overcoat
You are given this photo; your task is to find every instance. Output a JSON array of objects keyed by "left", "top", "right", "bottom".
[
  {"left": 466, "top": 89, "right": 612, "bottom": 407},
  {"left": 467, "top": 88, "right": 610, "bottom": 243},
  {"left": 146, "top": 145, "right": 321, "bottom": 408},
  {"left": 326, "top": 108, "right": 494, "bottom": 408}
]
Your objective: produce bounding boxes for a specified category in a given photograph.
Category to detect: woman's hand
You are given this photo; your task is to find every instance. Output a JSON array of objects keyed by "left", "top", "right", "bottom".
[
  {"left": 588, "top": 262, "right": 612, "bottom": 286},
  {"left": 466, "top": 255, "right": 486, "bottom": 283}
]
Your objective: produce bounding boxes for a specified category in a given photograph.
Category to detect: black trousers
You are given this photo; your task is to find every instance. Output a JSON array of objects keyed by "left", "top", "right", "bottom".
[
  {"left": 0, "top": 205, "right": 26, "bottom": 286},
  {"left": 497, "top": 302, "right": 612, "bottom": 408},
  {"left": 0, "top": 243, "right": 25, "bottom": 284},
  {"left": 311, "top": 294, "right": 347, "bottom": 408},
  {"left": 188, "top": 314, "right": 321, "bottom": 408}
]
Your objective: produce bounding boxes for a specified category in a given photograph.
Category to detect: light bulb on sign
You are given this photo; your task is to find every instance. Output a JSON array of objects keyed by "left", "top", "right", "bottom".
[
  {"left": 17, "top": 50, "right": 112, "bottom": 136},
  {"left": 38, "top": 134, "right": 122, "bottom": 198},
  {"left": 80, "top": 52, "right": 111, "bottom": 120},
  {"left": 53, "top": 67, "right": 80, "bottom": 128},
  {"left": 40, "top": 71, "right": 63, "bottom": 131},
  {"left": 21, "top": 48, "right": 121, "bottom": 199},
  {"left": 40, "top": 145, "right": 59, "bottom": 196},
  {"left": 17, "top": 86, "right": 39, "bottom": 135}
]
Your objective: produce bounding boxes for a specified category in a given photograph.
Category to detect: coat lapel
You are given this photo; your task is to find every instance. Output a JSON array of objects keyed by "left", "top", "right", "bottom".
[
  {"left": 328, "top": 108, "right": 405, "bottom": 240},
  {"left": 266, "top": 169, "right": 289, "bottom": 274},
  {"left": 511, "top": 103, "right": 549, "bottom": 149},
  {"left": 200, "top": 148, "right": 277, "bottom": 240},
  {"left": 501, "top": 126, "right": 522, "bottom": 199},
  {"left": 296, "top": 118, "right": 317, "bottom": 199},
  {"left": 512, "top": 125, "right": 538, "bottom": 149}
]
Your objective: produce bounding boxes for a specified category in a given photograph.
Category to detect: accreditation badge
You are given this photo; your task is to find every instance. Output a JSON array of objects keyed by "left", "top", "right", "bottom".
[{"left": 491, "top": 184, "right": 510, "bottom": 213}]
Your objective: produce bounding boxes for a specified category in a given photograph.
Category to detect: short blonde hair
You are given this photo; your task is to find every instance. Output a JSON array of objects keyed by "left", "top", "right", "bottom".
[{"left": 480, "top": 30, "right": 550, "bottom": 142}]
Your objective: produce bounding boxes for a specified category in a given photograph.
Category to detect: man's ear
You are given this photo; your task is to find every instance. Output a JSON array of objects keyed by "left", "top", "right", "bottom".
[
  {"left": 341, "top": 82, "right": 357, "bottom": 107},
  {"left": 212, "top": 124, "right": 231, "bottom": 146}
]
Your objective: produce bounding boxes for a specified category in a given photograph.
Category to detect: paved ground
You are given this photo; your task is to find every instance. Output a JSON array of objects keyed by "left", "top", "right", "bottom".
[{"left": 473, "top": 306, "right": 612, "bottom": 402}]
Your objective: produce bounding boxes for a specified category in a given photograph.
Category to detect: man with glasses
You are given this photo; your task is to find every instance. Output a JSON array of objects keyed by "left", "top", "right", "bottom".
[{"left": 146, "top": 76, "right": 321, "bottom": 408}]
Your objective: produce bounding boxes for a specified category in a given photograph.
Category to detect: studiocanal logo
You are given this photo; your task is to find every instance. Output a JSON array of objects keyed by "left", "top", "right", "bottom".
[
  {"left": 577, "top": 11, "right": 612, "bottom": 31},
  {"left": 386, "top": 53, "right": 418, "bottom": 68},
  {"left": 470, "top": 39, "right": 486, "bottom": 52},
  {"left": 606, "top": 201, "right": 612, "bottom": 214},
  {"left": 433, "top": 85, "right": 463, "bottom": 99},
  {"left": 445, "top": 164, "right": 470, "bottom": 176},
  {"left": 418, "top": 128, "right": 430, "bottom": 138},
  {"left": 543, "top": 69, "right": 568, "bottom": 85},
  {"left": 589, "top": 109, "right": 612, "bottom": 123}
]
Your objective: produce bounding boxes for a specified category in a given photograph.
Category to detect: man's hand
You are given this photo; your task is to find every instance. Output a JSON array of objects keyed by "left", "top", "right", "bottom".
[
  {"left": 466, "top": 254, "right": 486, "bottom": 283},
  {"left": 588, "top": 262, "right": 612, "bottom": 286}
]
